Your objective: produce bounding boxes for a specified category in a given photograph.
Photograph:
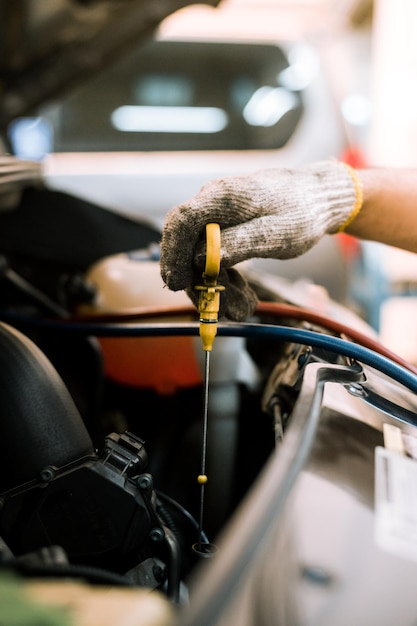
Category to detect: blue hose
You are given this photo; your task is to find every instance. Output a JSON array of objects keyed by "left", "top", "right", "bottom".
[{"left": 2, "top": 314, "right": 417, "bottom": 395}]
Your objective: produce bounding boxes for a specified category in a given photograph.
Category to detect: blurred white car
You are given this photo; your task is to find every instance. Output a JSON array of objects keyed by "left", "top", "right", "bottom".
[{"left": 10, "top": 34, "right": 348, "bottom": 230}]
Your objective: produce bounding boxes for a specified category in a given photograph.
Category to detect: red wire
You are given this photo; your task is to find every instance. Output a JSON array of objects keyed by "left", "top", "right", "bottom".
[{"left": 256, "top": 302, "right": 417, "bottom": 376}]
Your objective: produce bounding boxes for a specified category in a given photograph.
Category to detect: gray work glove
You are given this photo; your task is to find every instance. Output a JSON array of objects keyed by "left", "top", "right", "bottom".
[{"left": 160, "top": 160, "right": 360, "bottom": 321}]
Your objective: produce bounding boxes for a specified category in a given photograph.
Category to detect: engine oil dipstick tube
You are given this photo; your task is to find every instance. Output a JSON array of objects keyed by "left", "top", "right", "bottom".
[{"left": 193, "top": 223, "right": 224, "bottom": 558}]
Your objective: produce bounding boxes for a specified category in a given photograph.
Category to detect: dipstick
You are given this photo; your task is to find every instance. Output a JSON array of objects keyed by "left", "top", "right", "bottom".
[{"left": 193, "top": 223, "right": 223, "bottom": 556}]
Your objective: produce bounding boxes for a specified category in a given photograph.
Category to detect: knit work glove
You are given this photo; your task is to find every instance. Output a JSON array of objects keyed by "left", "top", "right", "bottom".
[{"left": 160, "top": 160, "right": 362, "bottom": 321}]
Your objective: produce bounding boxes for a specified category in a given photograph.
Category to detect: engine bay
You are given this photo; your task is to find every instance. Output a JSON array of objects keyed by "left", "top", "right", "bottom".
[{"left": 0, "top": 190, "right": 417, "bottom": 624}]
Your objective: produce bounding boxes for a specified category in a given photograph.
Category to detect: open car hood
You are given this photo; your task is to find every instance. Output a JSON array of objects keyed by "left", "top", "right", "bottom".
[{"left": 0, "top": 0, "right": 220, "bottom": 131}]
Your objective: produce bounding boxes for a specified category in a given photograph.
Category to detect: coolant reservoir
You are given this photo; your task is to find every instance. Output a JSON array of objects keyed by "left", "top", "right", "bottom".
[{"left": 78, "top": 251, "right": 203, "bottom": 394}]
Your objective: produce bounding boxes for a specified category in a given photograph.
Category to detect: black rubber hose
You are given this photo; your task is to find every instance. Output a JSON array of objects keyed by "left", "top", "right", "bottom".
[
  {"left": 0, "top": 322, "right": 94, "bottom": 493},
  {"left": 9, "top": 561, "right": 134, "bottom": 587}
]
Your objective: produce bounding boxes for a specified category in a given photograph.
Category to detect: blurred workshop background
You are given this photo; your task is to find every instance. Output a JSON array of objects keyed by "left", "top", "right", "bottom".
[
  {"left": 7, "top": 0, "right": 417, "bottom": 362},
  {"left": 158, "top": 0, "right": 417, "bottom": 364}
]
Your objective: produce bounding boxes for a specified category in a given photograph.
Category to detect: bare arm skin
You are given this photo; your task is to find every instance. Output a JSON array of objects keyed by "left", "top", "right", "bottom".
[{"left": 346, "top": 168, "right": 417, "bottom": 253}]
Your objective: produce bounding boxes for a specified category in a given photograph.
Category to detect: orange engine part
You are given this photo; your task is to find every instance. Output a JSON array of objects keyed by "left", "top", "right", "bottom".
[{"left": 78, "top": 253, "right": 203, "bottom": 394}]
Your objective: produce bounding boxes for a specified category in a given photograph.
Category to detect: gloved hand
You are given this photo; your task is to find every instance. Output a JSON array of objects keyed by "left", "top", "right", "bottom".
[{"left": 160, "top": 160, "right": 362, "bottom": 321}]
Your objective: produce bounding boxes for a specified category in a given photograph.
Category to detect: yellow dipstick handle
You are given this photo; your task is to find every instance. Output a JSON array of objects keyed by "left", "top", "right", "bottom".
[
  {"left": 195, "top": 223, "right": 224, "bottom": 352},
  {"left": 204, "top": 222, "right": 221, "bottom": 279}
]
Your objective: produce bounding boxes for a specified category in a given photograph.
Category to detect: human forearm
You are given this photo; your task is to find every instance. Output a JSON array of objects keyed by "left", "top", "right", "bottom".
[{"left": 346, "top": 168, "right": 417, "bottom": 253}]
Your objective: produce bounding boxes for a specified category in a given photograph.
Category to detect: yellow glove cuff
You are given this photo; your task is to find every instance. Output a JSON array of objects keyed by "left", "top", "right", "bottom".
[{"left": 336, "top": 164, "right": 364, "bottom": 233}]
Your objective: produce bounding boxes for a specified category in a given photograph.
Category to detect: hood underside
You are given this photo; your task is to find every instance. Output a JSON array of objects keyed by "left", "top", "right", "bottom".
[{"left": 0, "top": 0, "right": 220, "bottom": 130}]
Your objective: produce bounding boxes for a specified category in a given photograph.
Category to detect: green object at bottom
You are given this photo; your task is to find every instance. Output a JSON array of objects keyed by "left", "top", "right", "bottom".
[{"left": 0, "top": 573, "right": 72, "bottom": 626}]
